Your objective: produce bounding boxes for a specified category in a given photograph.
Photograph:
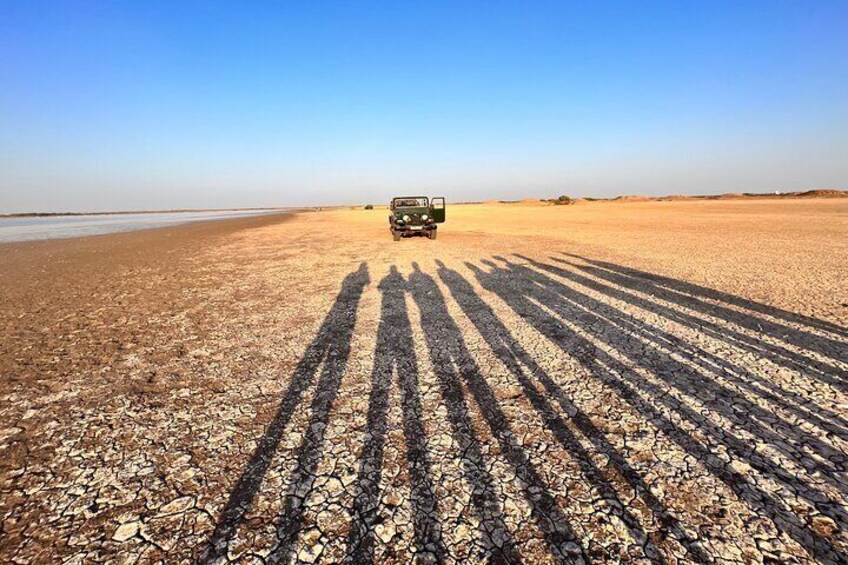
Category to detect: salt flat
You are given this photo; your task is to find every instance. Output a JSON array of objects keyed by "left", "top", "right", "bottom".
[{"left": 1, "top": 199, "right": 846, "bottom": 563}]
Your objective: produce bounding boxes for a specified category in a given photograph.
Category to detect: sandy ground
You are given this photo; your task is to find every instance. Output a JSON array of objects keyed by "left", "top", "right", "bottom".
[{"left": 0, "top": 199, "right": 846, "bottom": 564}]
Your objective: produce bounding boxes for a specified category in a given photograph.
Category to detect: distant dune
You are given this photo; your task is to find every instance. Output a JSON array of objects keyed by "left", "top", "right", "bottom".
[
  {"left": 613, "top": 195, "right": 652, "bottom": 202},
  {"left": 433, "top": 188, "right": 848, "bottom": 210},
  {"left": 511, "top": 188, "right": 848, "bottom": 206},
  {"left": 796, "top": 189, "right": 847, "bottom": 197}
]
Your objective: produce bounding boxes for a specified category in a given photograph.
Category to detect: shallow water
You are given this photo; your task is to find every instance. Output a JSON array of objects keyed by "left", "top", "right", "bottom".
[{"left": 0, "top": 210, "right": 278, "bottom": 243}]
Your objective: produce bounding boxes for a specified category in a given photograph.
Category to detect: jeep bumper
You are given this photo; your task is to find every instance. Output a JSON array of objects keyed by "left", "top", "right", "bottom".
[{"left": 394, "top": 224, "right": 435, "bottom": 232}]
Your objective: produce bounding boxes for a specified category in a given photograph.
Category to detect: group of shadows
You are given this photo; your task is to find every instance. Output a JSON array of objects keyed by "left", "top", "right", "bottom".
[{"left": 199, "top": 256, "right": 847, "bottom": 564}]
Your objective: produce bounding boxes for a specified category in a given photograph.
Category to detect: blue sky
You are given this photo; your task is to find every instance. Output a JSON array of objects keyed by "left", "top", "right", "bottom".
[{"left": 1, "top": 1, "right": 847, "bottom": 212}]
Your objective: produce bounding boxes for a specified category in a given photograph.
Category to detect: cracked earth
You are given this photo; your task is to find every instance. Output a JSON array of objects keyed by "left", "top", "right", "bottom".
[{"left": 1, "top": 199, "right": 847, "bottom": 563}]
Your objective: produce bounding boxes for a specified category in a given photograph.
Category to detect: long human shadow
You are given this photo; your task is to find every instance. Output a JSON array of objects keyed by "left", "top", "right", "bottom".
[
  {"left": 346, "top": 266, "right": 445, "bottom": 563},
  {"left": 435, "top": 260, "right": 709, "bottom": 563},
  {"left": 500, "top": 256, "right": 846, "bottom": 486},
  {"left": 469, "top": 259, "right": 846, "bottom": 563},
  {"left": 563, "top": 253, "right": 848, "bottom": 340},
  {"left": 200, "top": 263, "right": 370, "bottom": 563},
  {"left": 407, "top": 263, "right": 521, "bottom": 563},
  {"left": 406, "top": 263, "right": 587, "bottom": 563},
  {"left": 487, "top": 257, "right": 847, "bottom": 506},
  {"left": 516, "top": 254, "right": 848, "bottom": 444},
  {"left": 560, "top": 254, "right": 848, "bottom": 392}
]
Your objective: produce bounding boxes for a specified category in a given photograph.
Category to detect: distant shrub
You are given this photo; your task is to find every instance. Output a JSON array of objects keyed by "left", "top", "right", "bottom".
[
  {"left": 364, "top": 204, "right": 374, "bottom": 210},
  {"left": 553, "top": 195, "right": 573, "bottom": 205}
]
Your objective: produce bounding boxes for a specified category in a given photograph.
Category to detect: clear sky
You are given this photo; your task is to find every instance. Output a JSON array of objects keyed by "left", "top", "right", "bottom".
[{"left": 1, "top": 1, "right": 847, "bottom": 212}]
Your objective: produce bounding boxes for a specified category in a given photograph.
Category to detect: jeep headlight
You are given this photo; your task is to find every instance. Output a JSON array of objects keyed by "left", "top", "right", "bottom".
[
  {"left": 421, "top": 214, "right": 428, "bottom": 221},
  {"left": 403, "top": 214, "right": 411, "bottom": 222}
]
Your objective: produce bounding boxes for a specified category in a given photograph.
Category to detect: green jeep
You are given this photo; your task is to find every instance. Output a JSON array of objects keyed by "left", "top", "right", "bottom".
[{"left": 389, "top": 196, "right": 445, "bottom": 240}]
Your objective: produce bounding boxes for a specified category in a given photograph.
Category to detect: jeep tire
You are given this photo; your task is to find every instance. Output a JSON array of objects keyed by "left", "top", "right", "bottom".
[{"left": 392, "top": 230, "right": 401, "bottom": 241}]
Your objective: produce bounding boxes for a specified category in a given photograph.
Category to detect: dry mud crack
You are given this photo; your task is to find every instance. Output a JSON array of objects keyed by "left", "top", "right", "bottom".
[{"left": 1, "top": 202, "right": 847, "bottom": 564}]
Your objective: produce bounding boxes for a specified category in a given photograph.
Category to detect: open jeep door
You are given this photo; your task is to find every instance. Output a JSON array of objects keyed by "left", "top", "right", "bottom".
[{"left": 430, "top": 197, "right": 446, "bottom": 223}]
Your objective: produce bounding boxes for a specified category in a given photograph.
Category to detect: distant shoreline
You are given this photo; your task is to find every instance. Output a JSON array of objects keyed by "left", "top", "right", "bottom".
[
  {"left": 0, "top": 207, "right": 290, "bottom": 219},
  {"left": 0, "top": 209, "right": 295, "bottom": 244}
]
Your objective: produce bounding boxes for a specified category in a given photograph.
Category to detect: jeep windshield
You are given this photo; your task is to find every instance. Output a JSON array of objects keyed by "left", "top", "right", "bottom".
[{"left": 393, "top": 197, "right": 428, "bottom": 208}]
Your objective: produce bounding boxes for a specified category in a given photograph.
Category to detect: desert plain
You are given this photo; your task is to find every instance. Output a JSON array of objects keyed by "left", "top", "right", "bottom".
[{"left": 1, "top": 198, "right": 847, "bottom": 564}]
